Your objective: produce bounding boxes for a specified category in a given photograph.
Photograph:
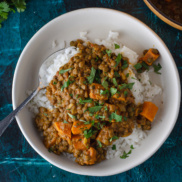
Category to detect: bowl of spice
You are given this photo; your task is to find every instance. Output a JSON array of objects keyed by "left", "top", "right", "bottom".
[{"left": 144, "top": 0, "right": 182, "bottom": 30}]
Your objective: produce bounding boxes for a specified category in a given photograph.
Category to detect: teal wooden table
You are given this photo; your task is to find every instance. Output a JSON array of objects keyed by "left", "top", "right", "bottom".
[{"left": 0, "top": 0, "right": 181, "bottom": 181}]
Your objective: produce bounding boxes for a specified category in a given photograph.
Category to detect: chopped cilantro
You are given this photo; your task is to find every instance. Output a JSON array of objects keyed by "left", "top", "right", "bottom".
[
  {"left": 87, "top": 67, "right": 96, "bottom": 84},
  {"left": 69, "top": 93, "right": 73, "bottom": 97},
  {"left": 106, "top": 49, "right": 112, "bottom": 56},
  {"left": 97, "top": 140, "right": 102, "bottom": 147},
  {"left": 134, "top": 63, "right": 142, "bottom": 70},
  {"left": 114, "top": 44, "right": 120, "bottom": 49},
  {"left": 110, "top": 88, "right": 117, "bottom": 96},
  {"left": 112, "top": 78, "right": 118, "bottom": 86},
  {"left": 89, "top": 106, "right": 103, "bottom": 113},
  {"left": 100, "top": 89, "right": 109, "bottom": 95},
  {"left": 123, "top": 116, "right": 127, "bottom": 121},
  {"left": 95, "top": 56, "right": 99, "bottom": 62},
  {"left": 120, "top": 145, "right": 134, "bottom": 159},
  {"left": 79, "top": 98, "right": 93, "bottom": 104},
  {"left": 63, "top": 120, "right": 68, "bottom": 123},
  {"left": 142, "top": 62, "right": 149, "bottom": 70},
  {"left": 59, "top": 68, "right": 72, "bottom": 74},
  {"left": 95, "top": 115, "right": 105, "bottom": 119},
  {"left": 109, "top": 136, "right": 119, "bottom": 142},
  {"left": 130, "top": 145, "right": 134, "bottom": 149},
  {"left": 61, "top": 80, "right": 74, "bottom": 91},
  {"left": 119, "top": 83, "right": 135, "bottom": 90},
  {"left": 105, "top": 106, "right": 108, "bottom": 111},
  {"left": 102, "top": 77, "right": 109, "bottom": 89},
  {"left": 126, "top": 73, "right": 129, "bottom": 78},
  {"left": 83, "top": 81, "right": 87, "bottom": 84},
  {"left": 84, "top": 129, "right": 96, "bottom": 139},
  {"left": 115, "top": 53, "right": 122, "bottom": 67},
  {"left": 153, "top": 63, "right": 162, "bottom": 74},
  {"left": 109, "top": 112, "right": 122, "bottom": 122},
  {"left": 124, "top": 90, "right": 128, "bottom": 97},
  {"left": 44, "top": 113, "right": 48, "bottom": 116},
  {"left": 121, "top": 60, "right": 128, "bottom": 70},
  {"left": 114, "top": 71, "right": 120, "bottom": 77},
  {"left": 53, "top": 81, "right": 57, "bottom": 85},
  {"left": 67, "top": 113, "right": 76, "bottom": 119},
  {"left": 112, "top": 144, "right": 116, "bottom": 150},
  {"left": 89, "top": 113, "right": 93, "bottom": 116}
]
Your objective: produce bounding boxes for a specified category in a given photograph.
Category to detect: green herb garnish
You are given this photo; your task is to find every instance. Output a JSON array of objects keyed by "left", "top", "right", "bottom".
[
  {"left": 124, "top": 116, "right": 127, "bottom": 121},
  {"left": 97, "top": 140, "right": 102, "bottom": 147},
  {"left": 87, "top": 67, "right": 96, "bottom": 84},
  {"left": 79, "top": 98, "right": 93, "bottom": 104},
  {"left": 69, "top": 93, "right": 73, "bottom": 97},
  {"left": 102, "top": 77, "right": 109, "bottom": 89},
  {"left": 153, "top": 63, "right": 162, "bottom": 74},
  {"left": 105, "top": 106, "right": 108, "bottom": 111},
  {"left": 115, "top": 53, "right": 122, "bottom": 67},
  {"left": 100, "top": 89, "right": 109, "bottom": 95},
  {"left": 112, "top": 145, "right": 116, "bottom": 150},
  {"left": 109, "top": 136, "right": 119, "bottom": 142},
  {"left": 121, "top": 60, "right": 128, "bottom": 70},
  {"left": 112, "top": 78, "right": 118, "bottom": 86},
  {"left": 126, "top": 73, "right": 129, "bottom": 78},
  {"left": 119, "top": 83, "right": 135, "bottom": 90},
  {"left": 114, "top": 71, "right": 120, "bottom": 77},
  {"left": 120, "top": 145, "right": 134, "bottom": 159},
  {"left": 134, "top": 63, "right": 142, "bottom": 70},
  {"left": 63, "top": 120, "right": 68, "bottom": 123},
  {"left": 59, "top": 68, "right": 72, "bottom": 74},
  {"left": 61, "top": 80, "right": 74, "bottom": 91},
  {"left": 142, "top": 62, "right": 149, "bottom": 70},
  {"left": 114, "top": 44, "right": 120, "bottom": 49},
  {"left": 106, "top": 49, "right": 112, "bottom": 56},
  {"left": 84, "top": 129, "right": 96, "bottom": 139},
  {"left": 109, "top": 112, "right": 122, "bottom": 122},
  {"left": 67, "top": 113, "right": 76, "bottom": 119},
  {"left": 110, "top": 88, "right": 117, "bottom": 96},
  {"left": 124, "top": 91, "right": 128, "bottom": 97},
  {"left": 89, "top": 106, "right": 103, "bottom": 113},
  {"left": 53, "top": 81, "right": 57, "bottom": 85}
]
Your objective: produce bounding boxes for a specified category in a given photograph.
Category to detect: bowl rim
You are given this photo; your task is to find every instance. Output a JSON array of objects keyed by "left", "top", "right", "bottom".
[
  {"left": 143, "top": 0, "right": 182, "bottom": 30},
  {"left": 12, "top": 7, "right": 181, "bottom": 176}
]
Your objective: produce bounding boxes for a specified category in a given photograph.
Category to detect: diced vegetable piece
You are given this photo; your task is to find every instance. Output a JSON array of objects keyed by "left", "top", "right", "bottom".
[
  {"left": 96, "top": 127, "right": 115, "bottom": 146},
  {"left": 86, "top": 147, "right": 97, "bottom": 165},
  {"left": 53, "top": 122, "right": 72, "bottom": 143},
  {"left": 112, "top": 93, "right": 126, "bottom": 102},
  {"left": 71, "top": 121, "right": 92, "bottom": 135},
  {"left": 141, "top": 48, "right": 160, "bottom": 66},
  {"left": 72, "top": 135, "right": 90, "bottom": 150},
  {"left": 140, "top": 101, "right": 158, "bottom": 122},
  {"left": 89, "top": 83, "right": 108, "bottom": 100}
]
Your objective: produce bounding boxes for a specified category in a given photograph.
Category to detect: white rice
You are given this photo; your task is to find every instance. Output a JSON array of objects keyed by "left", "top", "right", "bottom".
[{"left": 27, "top": 31, "right": 162, "bottom": 160}]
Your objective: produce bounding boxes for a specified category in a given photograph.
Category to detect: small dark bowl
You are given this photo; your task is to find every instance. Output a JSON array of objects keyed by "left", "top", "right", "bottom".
[{"left": 144, "top": 0, "right": 182, "bottom": 30}]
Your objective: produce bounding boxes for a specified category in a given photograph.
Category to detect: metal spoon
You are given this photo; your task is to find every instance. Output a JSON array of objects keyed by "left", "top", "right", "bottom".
[{"left": 0, "top": 47, "right": 74, "bottom": 137}]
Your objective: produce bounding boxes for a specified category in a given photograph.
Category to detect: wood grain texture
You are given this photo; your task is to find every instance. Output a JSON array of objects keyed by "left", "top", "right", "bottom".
[{"left": 0, "top": 0, "right": 182, "bottom": 181}]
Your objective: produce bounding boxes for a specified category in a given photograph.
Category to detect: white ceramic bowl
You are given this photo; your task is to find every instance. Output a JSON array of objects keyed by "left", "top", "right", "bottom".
[{"left": 12, "top": 8, "right": 181, "bottom": 176}]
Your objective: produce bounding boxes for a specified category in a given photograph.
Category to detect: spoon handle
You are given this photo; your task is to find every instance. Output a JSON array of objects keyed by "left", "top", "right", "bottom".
[{"left": 0, "top": 88, "right": 39, "bottom": 137}]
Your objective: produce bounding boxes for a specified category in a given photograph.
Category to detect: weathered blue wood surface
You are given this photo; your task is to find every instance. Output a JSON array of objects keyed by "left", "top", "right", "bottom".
[{"left": 0, "top": 0, "right": 181, "bottom": 181}]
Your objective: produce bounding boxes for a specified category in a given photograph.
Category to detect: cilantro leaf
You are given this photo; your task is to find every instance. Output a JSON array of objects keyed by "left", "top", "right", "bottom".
[
  {"left": 87, "top": 67, "right": 96, "bottom": 84},
  {"left": 12, "top": 0, "right": 26, "bottom": 13},
  {"left": 115, "top": 53, "right": 122, "bottom": 67},
  {"left": 109, "top": 136, "right": 119, "bottom": 142},
  {"left": 134, "top": 63, "right": 142, "bottom": 70},
  {"left": 130, "top": 145, "right": 134, "bottom": 149},
  {"left": 89, "top": 106, "right": 103, "bottom": 113},
  {"left": 102, "top": 77, "right": 109, "bottom": 89},
  {"left": 121, "top": 60, "right": 128, "bottom": 70},
  {"left": 97, "top": 140, "right": 102, "bottom": 147},
  {"left": 79, "top": 98, "right": 93, "bottom": 104},
  {"left": 59, "top": 68, "right": 72, "bottom": 74},
  {"left": 124, "top": 90, "right": 128, "bottom": 97},
  {"left": 100, "top": 89, "right": 109, "bottom": 95},
  {"left": 67, "top": 113, "right": 76, "bottom": 119},
  {"left": 141, "top": 62, "right": 149, "bottom": 70},
  {"left": 63, "top": 120, "right": 68, "bottom": 123},
  {"left": 153, "top": 63, "right": 162, "bottom": 74},
  {"left": 120, "top": 145, "right": 134, "bottom": 159},
  {"left": 106, "top": 49, "right": 112, "bottom": 56},
  {"left": 84, "top": 129, "right": 96, "bottom": 139},
  {"left": 112, "top": 144, "right": 116, "bottom": 150},
  {"left": 109, "top": 112, "right": 122, "bottom": 122},
  {"left": 114, "top": 44, "right": 120, "bottom": 49},
  {"left": 112, "top": 78, "right": 118, "bottom": 86},
  {"left": 110, "top": 88, "right": 117, "bottom": 96},
  {"left": 61, "top": 80, "right": 74, "bottom": 91},
  {"left": 114, "top": 71, "right": 120, "bottom": 77},
  {"left": 119, "top": 83, "right": 135, "bottom": 90}
]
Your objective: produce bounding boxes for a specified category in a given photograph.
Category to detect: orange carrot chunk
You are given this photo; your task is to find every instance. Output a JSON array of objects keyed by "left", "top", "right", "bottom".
[
  {"left": 71, "top": 121, "right": 92, "bottom": 135},
  {"left": 140, "top": 101, "right": 158, "bottom": 122},
  {"left": 142, "top": 48, "right": 160, "bottom": 66},
  {"left": 72, "top": 135, "right": 90, "bottom": 150},
  {"left": 89, "top": 83, "right": 108, "bottom": 100}
]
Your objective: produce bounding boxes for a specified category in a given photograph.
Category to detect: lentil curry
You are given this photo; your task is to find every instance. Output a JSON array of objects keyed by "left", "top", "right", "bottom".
[{"left": 35, "top": 40, "right": 160, "bottom": 165}]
